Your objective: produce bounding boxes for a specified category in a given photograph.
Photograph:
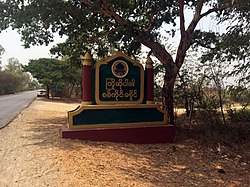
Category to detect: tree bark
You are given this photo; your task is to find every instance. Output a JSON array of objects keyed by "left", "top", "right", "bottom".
[
  {"left": 46, "top": 85, "right": 50, "bottom": 99},
  {"left": 163, "top": 79, "right": 175, "bottom": 124}
]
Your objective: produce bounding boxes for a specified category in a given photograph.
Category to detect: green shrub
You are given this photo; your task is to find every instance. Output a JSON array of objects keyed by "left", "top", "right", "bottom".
[
  {"left": 227, "top": 108, "right": 250, "bottom": 123},
  {"left": 194, "top": 109, "right": 224, "bottom": 127}
]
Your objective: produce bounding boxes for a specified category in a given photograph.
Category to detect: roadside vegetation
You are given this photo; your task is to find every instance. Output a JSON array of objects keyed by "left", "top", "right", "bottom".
[
  {"left": 22, "top": 57, "right": 82, "bottom": 99},
  {"left": 152, "top": 49, "right": 250, "bottom": 145},
  {"left": 0, "top": 53, "right": 39, "bottom": 95},
  {"left": 0, "top": 1, "right": 249, "bottom": 144}
]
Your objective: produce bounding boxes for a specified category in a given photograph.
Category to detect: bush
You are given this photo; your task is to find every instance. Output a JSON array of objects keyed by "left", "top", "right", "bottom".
[
  {"left": 227, "top": 108, "right": 250, "bottom": 123},
  {"left": 194, "top": 109, "right": 224, "bottom": 127},
  {"left": 176, "top": 108, "right": 250, "bottom": 144}
]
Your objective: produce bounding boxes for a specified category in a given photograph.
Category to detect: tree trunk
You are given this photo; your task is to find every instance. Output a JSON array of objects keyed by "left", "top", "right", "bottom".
[
  {"left": 163, "top": 77, "right": 176, "bottom": 124},
  {"left": 185, "top": 96, "right": 190, "bottom": 117},
  {"left": 218, "top": 89, "right": 226, "bottom": 125},
  {"left": 46, "top": 85, "right": 50, "bottom": 99}
]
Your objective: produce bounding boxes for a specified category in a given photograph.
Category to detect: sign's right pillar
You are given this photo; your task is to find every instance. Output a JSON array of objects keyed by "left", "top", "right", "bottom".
[{"left": 145, "top": 57, "right": 154, "bottom": 104}]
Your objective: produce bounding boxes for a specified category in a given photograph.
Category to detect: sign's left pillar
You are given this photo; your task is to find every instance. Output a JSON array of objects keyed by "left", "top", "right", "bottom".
[{"left": 81, "top": 52, "right": 93, "bottom": 105}]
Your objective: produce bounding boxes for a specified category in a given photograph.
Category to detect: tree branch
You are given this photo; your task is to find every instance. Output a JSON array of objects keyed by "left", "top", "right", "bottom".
[
  {"left": 175, "top": 0, "right": 222, "bottom": 69},
  {"left": 186, "top": 0, "right": 204, "bottom": 35},
  {"left": 175, "top": 0, "right": 205, "bottom": 69},
  {"left": 188, "top": 2, "right": 223, "bottom": 35},
  {"left": 194, "top": 40, "right": 216, "bottom": 50},
  {"left": 136, "top": 33, "right": 174, "bottom": 66},
  {"left": 100, "top": 0, "right": 128, "bottom": 26},
  {"left": 179, "top": 0, "right": 185, "bottom": 35},
  {"left": 96, "top": 0, "right": 175, "bottom": 67},
  {"left": 200, "top": 7, "right": 222, "bottom": 18}
]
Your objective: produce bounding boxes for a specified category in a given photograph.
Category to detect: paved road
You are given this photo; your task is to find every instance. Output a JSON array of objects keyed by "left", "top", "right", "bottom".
[{"left": 0, "top": 91, "right": 37, "bottom": 128}]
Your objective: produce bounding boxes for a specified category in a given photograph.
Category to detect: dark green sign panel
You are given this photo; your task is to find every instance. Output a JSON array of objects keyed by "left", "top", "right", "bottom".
[{"left": 95, "top": 52, "right": 144, "bottom": 104}]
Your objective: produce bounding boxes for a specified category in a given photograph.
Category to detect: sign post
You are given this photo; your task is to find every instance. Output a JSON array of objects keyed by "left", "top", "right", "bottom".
[
  {"left": 62, "top": 52, "right": 176, "bottom": 143},
  {"left": 81, "top": 52, "right": 93, "bottom": 105}
]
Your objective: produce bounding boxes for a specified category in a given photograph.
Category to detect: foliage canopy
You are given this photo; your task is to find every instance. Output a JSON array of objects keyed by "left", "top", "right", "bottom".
[{"left": 23, "top": 57, "right": 81, "bottom": 98}]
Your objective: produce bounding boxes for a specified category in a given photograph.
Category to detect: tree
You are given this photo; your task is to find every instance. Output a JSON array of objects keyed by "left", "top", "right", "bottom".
[
  {"left": 0, "top": 44, "right": 4, "bottom": 70},
  {"left": 60, "top": 56, "right": 82, "bottom": 98},
  {"left": 4, "top": 58, "right": 31, "bottom": 91},
  {"left": 0, "top": 58, "right": 30, "bottom": 94},
  {"left": 199, "top": 0, "right": 250, "bottom": 87},
  {"left": 192, "top": 1, "right": 250, "bottom": 115},
  {"left": 202, "top": 59, "right": 227, "bottom": 125},
  {"left": 23, "top": 58, "right": 63, "bottom": 97},
  {"left": 0, "top": 71, "right": 18, "bottom": 94},
  {"left": 5, "top": 57, "right": 23, "bottom": 74},
  {"left": 23, "top": 58, "right": 81, "bottom": 98},
  {"left": 0, "top": 0, "right": 233, "bottom": 123}
]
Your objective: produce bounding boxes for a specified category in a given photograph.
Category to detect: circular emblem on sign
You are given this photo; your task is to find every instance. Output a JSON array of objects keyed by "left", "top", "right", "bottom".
[{"left": 111, "top": 60, "right": 129, "bottom": 78}]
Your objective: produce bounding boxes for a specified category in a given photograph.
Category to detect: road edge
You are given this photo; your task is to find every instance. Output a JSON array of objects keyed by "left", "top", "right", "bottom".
[{"left": 0, "top": 96, "right": 37, "bottom": 129}]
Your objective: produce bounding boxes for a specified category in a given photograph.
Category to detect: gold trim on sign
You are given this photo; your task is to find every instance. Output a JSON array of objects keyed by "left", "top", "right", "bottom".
[
  {"left": 81, "top": 101, "right": 93, "bottom": 105},
  {"left": 67, "top": 104, "right": 167, "bottom": 129},
  {"left": 69, "top": 121, "right": 166, "bottom": 130},
  {"left": 146, "top": 101, "right": 154, "bottom": 104},
  {"left": 111, "top": 60, "right": 129, "bottom": 78},
  {"left": 95, "top": 52, "right": 144, "bottom": 105}
]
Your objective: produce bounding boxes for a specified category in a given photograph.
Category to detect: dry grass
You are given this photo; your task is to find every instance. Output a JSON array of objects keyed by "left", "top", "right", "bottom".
[{"left": 0, "top": 98, "right": 249, "bottom": 187}]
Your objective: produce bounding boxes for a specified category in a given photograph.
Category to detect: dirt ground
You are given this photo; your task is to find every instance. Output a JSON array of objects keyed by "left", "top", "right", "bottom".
[{"left": 0, "top": 98, "right": 249, "bottom": 187}]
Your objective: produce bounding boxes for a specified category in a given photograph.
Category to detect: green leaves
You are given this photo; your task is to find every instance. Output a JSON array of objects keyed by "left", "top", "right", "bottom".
[
  {"left": 0, "top": 58, "right": 31, "bottom": 94},
  {"left": 23, "top": 58, "right": 63, "bottom": 85},
  {"left": 23, "top": 57, "right": 81, "bottom": 97},
  {"left": 0, "top": 0, "right": 179, "bottom": 56}
]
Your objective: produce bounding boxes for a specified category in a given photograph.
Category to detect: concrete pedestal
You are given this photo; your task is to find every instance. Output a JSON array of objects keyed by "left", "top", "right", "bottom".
[{"left": 61, "top": 125, "right": 176, "bottom": 144}]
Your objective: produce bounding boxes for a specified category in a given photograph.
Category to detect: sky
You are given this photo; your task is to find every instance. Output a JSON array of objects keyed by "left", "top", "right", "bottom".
[{"left": 0, "top": 28, "right": 66, "bottom": 67}]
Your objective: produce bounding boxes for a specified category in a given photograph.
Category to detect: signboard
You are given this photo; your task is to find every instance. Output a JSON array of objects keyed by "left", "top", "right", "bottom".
[{"left": 95, "top": 52, "right": 144, "bottom": 104}]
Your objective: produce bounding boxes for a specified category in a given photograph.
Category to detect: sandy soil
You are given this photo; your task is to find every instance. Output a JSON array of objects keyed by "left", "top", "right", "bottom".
[{"left": 0, "top": 98, "right": 249, "bottom": 187}]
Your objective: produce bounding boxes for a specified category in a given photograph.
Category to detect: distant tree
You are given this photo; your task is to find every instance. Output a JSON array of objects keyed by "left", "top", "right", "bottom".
[
  {"left": 0, "top": 44, "right": 5, "bottom": 70},
  {"left": 198, "top": 0, "right": 250, "bottom": 87},
  {"left": 60, "top": 56, "right": 82, "bottom": 98},
  {"left": 23, "top": 58, "right": 81, "bottom": 98},
  {"left": 202, "top": 60, "right": 227, "bottom": 125},
  {"left": 5, "top": 57, "right": 23, "bottom": 74},
  {"left": 5, "top": 58, "right": 31, "bottom": 91},
  {"left": 23, "top": 58, "right": 63, "bottom": 97},
  {"left": 0, "top": 71, "right": 18, "bottom": 94},
  {"left": 228, "top": 85, "right": 250, "bottom": 108}
]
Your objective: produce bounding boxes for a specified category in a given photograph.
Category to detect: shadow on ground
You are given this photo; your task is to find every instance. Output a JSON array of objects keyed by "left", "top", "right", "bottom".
[{"left": 21, "top": 114, "right": 250, "bottom": 186}]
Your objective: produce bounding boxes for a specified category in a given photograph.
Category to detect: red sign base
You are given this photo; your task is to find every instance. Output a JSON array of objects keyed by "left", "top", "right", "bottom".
[{"left": 61, "top": 125, "right": 176, "bottom": 144}]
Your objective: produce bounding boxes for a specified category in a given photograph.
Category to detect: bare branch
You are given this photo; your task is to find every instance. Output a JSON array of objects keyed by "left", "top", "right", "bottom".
[
  {"left": 200, "top": 7, "right": 222, "bottom": 18},
  {"left": 179, "top": 0, "right": 185, "bottom": 35},
  {"left": 175, "top": 0, "right": 205, "bottom": 69},
  {"left": 195, "top": 0, "right": 205, "bottom": 19}
]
